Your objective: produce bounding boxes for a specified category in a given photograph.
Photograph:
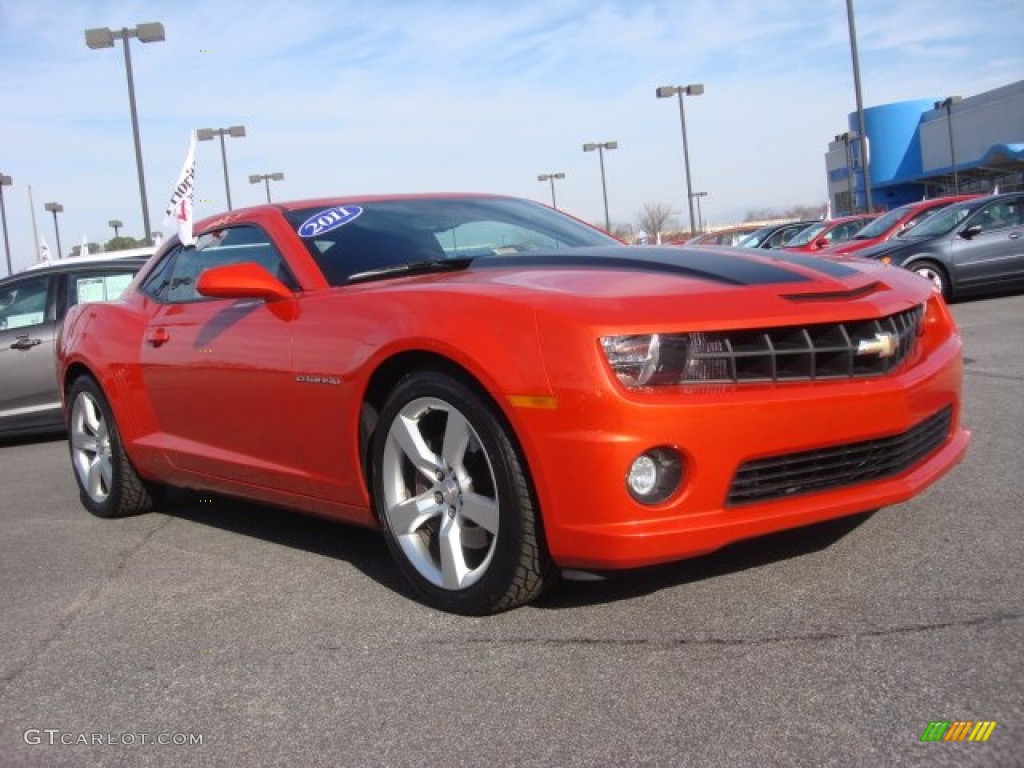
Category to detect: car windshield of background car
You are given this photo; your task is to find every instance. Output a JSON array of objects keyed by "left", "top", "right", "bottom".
[
  {"left": 786, "top": 222, "right": 827, "bottom": 246},
  {"left": 904, "top": 205, "right": 973, "bottom": 238},
  {"left": 286, "top": 197, "right": 616, "bottom": 287},
  {"left": 853, "top": 206, "right": 912, "bottom": 239}
]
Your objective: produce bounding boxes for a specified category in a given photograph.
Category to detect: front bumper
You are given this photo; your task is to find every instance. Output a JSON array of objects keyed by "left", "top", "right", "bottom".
[{"left": 511, "top": 328, "right": 968, "bottom": 570}]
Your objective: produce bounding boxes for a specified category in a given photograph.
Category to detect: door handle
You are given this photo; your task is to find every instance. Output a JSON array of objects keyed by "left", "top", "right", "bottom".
[
  {"left": 10, "top": 336, "right": 42, "bottom": 350},
  {"left": 146, "top": 328, "right": 171, "bottom": 347}
]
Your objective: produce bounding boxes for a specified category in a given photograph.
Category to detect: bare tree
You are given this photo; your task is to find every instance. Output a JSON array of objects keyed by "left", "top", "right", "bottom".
[{"left": 637, "top": 202, "right": 674, "bottom": 241}]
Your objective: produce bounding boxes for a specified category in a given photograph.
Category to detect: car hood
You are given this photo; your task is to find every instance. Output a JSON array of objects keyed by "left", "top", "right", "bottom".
[{"left": 353, "top": 245, "right": 931, "bottom": 325}]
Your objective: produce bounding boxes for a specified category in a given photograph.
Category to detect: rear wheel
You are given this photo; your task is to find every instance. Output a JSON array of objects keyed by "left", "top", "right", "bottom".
[
  {"left": 910, "top": 260, "right": 951, "bottom": 300},
  {"left": 68, "top": 376, "right": 158, "bottom": 518},
  {"left": 372, "top": 371, "right": 554, "bottom": 614}
]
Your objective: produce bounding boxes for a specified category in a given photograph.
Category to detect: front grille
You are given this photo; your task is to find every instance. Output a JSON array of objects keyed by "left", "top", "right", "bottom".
[
  {"left": 668, "top": 305, "right": 923, "bottom": 383},
  {"left": 727, "top": 406, "right": 953, "bottom": 506}
]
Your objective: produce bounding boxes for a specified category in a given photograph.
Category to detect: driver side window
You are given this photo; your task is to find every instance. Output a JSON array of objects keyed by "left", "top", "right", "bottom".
[
  {"left": 141, "top": 225, "right": 297, "bottom": 303},
  {"left": 0, "top": 276, "right": 52, "bottom": 332}
]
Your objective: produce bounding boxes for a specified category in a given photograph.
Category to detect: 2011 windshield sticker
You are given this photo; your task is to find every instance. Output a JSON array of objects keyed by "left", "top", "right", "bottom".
[{"left": 298, "top": 206, "right": 363, "bottom": 238}]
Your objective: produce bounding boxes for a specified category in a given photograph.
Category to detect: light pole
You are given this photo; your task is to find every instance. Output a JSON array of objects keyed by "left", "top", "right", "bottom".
[
  {"left": 85, "top": 22, "right": 165, "bottom": 245},
  {"left": 537, "top": 173, "right": 565, "bottom": 209},
  {"left": 248, "top": 172, "right": 284, "bottom": 203},
  {"left": 692, "top": 191, "right": 708, "bottom": 233},
  {"left": 582, "top": 142, "right": 618, "bottom": 232},
  {"left": 198, "top": 126, "right": 247, "bottom": 210},
  {"left": 45, "top": 202, "right": 64, "bottom": 259},
  {"left": 108, "top": 219, "right": 123, "bottom": 238},
  {"left": 656, "top": 83, "right": 704, "bottom": 235},
  {"left": 845, "top": 0, "right": 873, "bottom": 212},
  {"left": 935, "top": 96, "right": 963, "bottom": 194},
  {"left": 1, "top": 173, "right": 12, "bottom": 276}
]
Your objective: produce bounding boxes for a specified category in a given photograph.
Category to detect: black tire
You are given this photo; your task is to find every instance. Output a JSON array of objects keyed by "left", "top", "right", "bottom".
[
  {"left": 67, "top": 376, "right": 158, "bottom": 518},
  {"left": 371, "top": 370, "right": 555, "bottom": 614},
  {"left": 910, "top": 260, "right": 951, "bottom": 301}
]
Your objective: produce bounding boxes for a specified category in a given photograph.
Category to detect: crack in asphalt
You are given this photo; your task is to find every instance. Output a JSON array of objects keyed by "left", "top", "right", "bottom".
[
  {"left": 0, "top": 515, "right": 175, "bottom": 693},
  {"left": 963, "top": 369, "right": 1023, "bottom": 381},
  {"left": 415, "top": 610, "right": 1023, "bottom": 650}
]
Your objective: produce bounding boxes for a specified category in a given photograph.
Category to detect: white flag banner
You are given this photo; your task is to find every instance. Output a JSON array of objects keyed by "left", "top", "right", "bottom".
[
  {"left": 80, "top": 233, "right": 89, "bottom": 257},
  {"left": 39, "top": 236, "right": 52, "bottom": 264},
  {"left": 164, "top": 131, "right": 197, "bottom": 246}
]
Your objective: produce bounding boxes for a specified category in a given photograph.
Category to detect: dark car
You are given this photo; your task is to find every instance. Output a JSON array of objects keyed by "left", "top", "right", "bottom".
[
  {"left": 854, "top": 193, "right": 1024, "bottom": 300},
  {"left": 0, "top": 255, "right": 148, "bottom": 437},
  {"left": 737, "top": 221, "right": 819, "bottom": 249}
]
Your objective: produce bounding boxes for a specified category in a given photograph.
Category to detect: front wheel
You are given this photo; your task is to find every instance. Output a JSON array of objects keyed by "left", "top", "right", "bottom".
[
  {"left": 910, "top": 260, "right": 951, "bottom": 300},
  {"left": 68, "top": 376, "right": 158, "bottom": 518},
  {"left": 371, "top": 371, "right": 554, "bottom": 614}
]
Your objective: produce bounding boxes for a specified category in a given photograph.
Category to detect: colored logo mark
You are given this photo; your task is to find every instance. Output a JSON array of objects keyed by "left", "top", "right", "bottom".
[{"left": 920, "top": 720, "right": 997, "bottom": 742}]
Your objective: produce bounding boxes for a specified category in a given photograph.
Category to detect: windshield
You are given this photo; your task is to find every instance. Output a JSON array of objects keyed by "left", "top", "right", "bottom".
[
  {"left": 853, "top": 205, "right": 912, "bottom": 239},
  {"left": 904, "top": 203, "right": 974, "bottom": 238},
  {"left": 284, "top": 197, "right": 617, "bottom": 286},
  {"left": 737, "top": 226, "right": 774, "bottom": 248},
  {"left": 785, "top": 222, "right": 826, "bottom": 246}
]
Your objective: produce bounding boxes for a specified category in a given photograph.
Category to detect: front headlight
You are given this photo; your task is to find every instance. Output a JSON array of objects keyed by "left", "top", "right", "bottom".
[
  {"left": 600, "top": 334, "right": 661, "bottom": 387},
  {"left": 601, "top": 332, "right": 732, "bottom": 388}
]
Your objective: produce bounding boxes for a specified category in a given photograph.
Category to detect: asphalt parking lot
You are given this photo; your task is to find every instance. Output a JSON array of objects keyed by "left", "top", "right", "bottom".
[{"left": 1, "top": 293, "right": 1021, "bottom": 768}]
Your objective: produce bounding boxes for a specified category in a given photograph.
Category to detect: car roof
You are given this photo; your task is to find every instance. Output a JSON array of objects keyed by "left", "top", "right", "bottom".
[{"left": 8, "top": 255, "right": 149, "bottom": 281}]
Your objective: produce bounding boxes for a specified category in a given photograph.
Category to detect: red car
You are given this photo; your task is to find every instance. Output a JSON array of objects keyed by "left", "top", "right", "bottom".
[
  {"left": 783, "top": 214, "right": 878, "bottom": 253},
  {"left": 58, "top": 194, "right": 969, "bottom": 614},
  {"left": 820, "top": 195, "right": 979, "bottom": 257}
]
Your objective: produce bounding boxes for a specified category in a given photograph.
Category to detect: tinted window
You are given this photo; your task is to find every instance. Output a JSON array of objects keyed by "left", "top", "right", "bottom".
[
  {"left": 141, "top": 225, "right": 296, "bottom": 303},
  {"left": 0, "top": 276, "right": 51, "bottom": 331},
  {"left": 974, "top": 198, "right": 1022, "bottom": 232}
]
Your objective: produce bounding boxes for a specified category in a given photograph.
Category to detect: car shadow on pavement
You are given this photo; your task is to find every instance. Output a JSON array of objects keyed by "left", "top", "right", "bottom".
[
  {"left": 157, "top": 488, "right": 410, "bottom": 596},
  {"left": 535, "top": 512, "right": 875, "bottom": 610},
  {"left": 157, "top": 487, "right": 874, "bottom": 611}
]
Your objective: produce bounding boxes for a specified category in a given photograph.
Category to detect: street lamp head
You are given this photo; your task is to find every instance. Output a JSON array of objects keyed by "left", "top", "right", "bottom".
[
  {"left": 582, "top": 143, "right": 597, "bottom": 152},
  {"left": 196, "top": 128, "right": 215, "bottom": 141},
  {"left": 135, "top": 22, "right": 166, "bottom": 43},
  {"left": 228, "top": 125, "right": 246, "bottom": 138},
  {"left": 109, "top": 219, "right": 123, "bottom": 227},
  {"left": 0, "top": 174, "right": 12, "bottom": 186},
  {"left": 249, "top": 175, "right": 261, "bottom": 184},
  {"left": 44, "top": 202, "right": 64, "bottom": 213},
  {"left": 270, "top": 172, "right": 284, "bottom": 181},
  {"left": 655, "top": 86, "right": 677, "bottom": 98},
  {"left": 85, "top": 27, "right": 115, "bottom": 49},
  {"left": 604, "top": 141, "right": 618, "bottom": 150},
  {"left": 685, "top": 83, "right": 705, "bottom": 96}
]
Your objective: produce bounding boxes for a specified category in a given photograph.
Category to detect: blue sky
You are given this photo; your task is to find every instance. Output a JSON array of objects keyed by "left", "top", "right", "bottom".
[{"left": 1, "top": 0, "right": 1021, "bottom": 272}]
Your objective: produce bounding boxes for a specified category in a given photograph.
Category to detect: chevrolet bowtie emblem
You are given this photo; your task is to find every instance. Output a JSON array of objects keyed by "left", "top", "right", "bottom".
[{"left": 857, "top": 331, "right": 900, "bottom": 358}]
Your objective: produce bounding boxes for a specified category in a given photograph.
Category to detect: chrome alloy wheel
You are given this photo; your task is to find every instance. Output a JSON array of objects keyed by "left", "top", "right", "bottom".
[
  {"left": 380, "top": 396, "right": 500, "bottom": 590},
  {"left": 914, "top": 264, "right": 946, "bottom": 295},
  {"left": 71, "top": 390, "right": 114, "bottom": 505}
]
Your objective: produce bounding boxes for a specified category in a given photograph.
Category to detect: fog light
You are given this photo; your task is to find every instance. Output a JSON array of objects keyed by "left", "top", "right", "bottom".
[{"left": 626, "top": 447, "right": 683, "bottom": 504}]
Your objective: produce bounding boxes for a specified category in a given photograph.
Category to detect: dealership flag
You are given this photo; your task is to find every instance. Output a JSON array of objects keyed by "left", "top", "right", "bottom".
[
  {"left": 164, "top": 131, "right": 197, "bottom": 246},
  {"left": 39, "top": 236, "right": 52, "bottom": 264}
]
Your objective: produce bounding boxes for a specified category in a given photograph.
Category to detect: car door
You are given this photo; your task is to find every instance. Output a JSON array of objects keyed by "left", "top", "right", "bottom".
[
  {"left": 0, "top": 273, "right": 59, "bottom": 432},
  {"left": 951, "top": 196, "right": 1024, "bottom": 290},
  {"left": 137, "top": 226, "right": 309, "bottom": 492}
]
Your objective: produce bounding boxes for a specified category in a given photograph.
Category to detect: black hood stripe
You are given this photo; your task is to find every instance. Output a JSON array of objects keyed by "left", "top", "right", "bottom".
[
  {"left": 472, "top": 247, "right": 812, "bottom": 285},
  {"left": 764, "top": 250, "right": 861, "bottom": 278}
]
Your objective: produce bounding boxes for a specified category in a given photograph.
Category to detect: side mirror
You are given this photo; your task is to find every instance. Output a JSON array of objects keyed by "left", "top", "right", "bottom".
[
  {"left": 959, "top": 224, "right": 983, "bottom": 240},
  {"left": 196, "top": 262, "right": 293, "bottom": 302},
  {"left": 813, "top": 237, "right": 831, "bottom": 249}
]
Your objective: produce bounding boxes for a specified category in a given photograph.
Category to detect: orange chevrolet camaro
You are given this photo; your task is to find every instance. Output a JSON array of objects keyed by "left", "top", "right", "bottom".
[{"left": 58, "top": 194, "right": 970, "bottom": 614}]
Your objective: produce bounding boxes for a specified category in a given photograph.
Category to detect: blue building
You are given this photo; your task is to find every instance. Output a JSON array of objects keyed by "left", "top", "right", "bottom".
[{"left": 825, "top": 80, "right": 1024, "bottom": 215}]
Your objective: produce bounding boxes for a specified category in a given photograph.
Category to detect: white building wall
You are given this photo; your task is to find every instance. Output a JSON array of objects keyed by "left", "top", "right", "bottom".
[{"left": 921, "top": 80, "right": 1024, "bottom": 172}]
